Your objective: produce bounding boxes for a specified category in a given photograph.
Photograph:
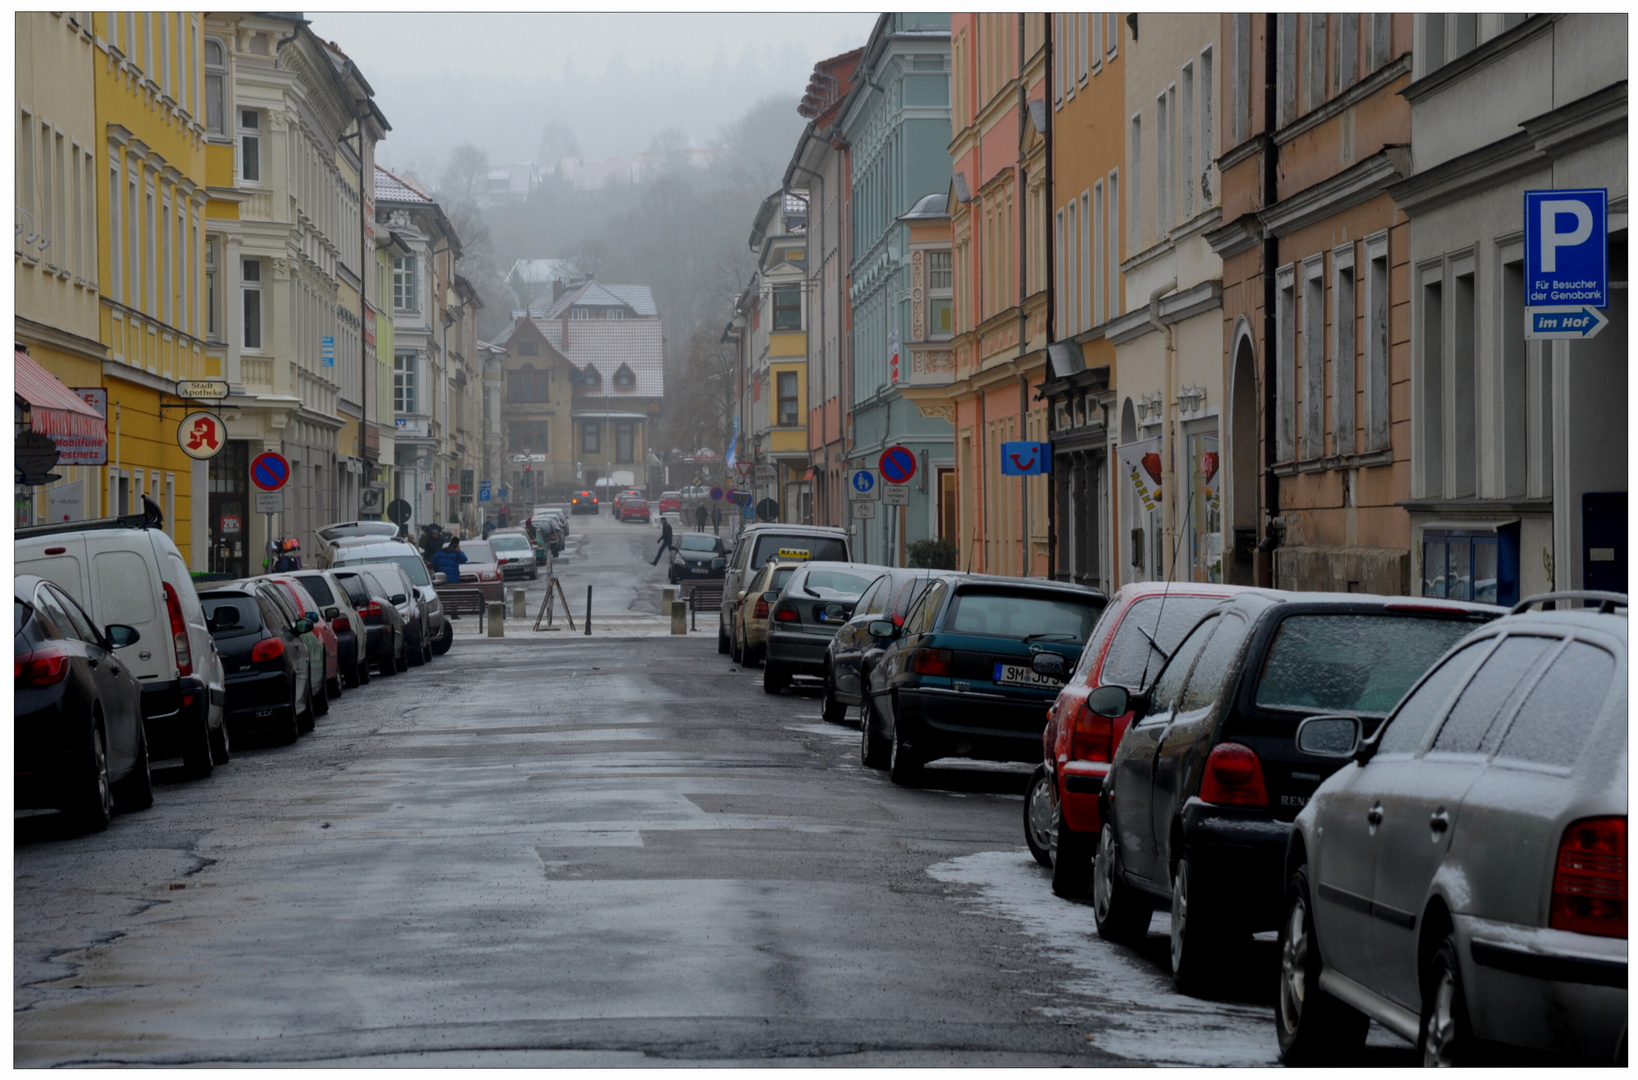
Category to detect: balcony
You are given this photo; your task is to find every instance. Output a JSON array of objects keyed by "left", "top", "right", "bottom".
[{"left": 903, "top": 345, "right": 956, "bottom": 387}]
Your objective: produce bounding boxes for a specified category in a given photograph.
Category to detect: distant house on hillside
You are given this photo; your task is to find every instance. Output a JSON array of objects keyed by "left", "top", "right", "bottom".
[{"left": 485, "top": 163, "right": 542, "bottom": 203}]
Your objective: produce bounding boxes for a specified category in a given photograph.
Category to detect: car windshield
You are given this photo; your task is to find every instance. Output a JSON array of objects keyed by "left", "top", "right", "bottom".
[
  {"left": 202, "top": 595, "right": 262, "bottom": 638},
  {"left": 678, "top": 535, "right": 718, "bottom": 552},
  {"left": 1255, "top": 613, "right": 1483, "bottom": 715},
  {"left": 801, "top": 570, "right": 876, "bottom": 596},
  {"left": 943, "top": 588, "right": 1104, "bottom": 643},
  {"left": 750, "top": 535, "right": 848, "bottom": 568},
  {"left": 1100, "top": 596, "right": 1230, "bottom": 690},
  {"left": 461, "top": 541, "right": 495, "bottom": 562},
  {"left": 490, "top": 534, "right": 531, "bottom": 551}
]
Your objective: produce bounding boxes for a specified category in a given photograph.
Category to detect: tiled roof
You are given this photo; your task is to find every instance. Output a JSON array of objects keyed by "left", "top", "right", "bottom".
[
  {"left": 529, "top": 280, "right": 658, "bottom": 320},
  {"left": 375, "top": 165, "right": 432, "bottom": 204},
  {"left": 533, "top": 317, "right": 664, "bottom": 399}
]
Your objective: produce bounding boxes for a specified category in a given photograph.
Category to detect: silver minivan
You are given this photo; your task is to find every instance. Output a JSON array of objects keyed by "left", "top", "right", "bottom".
[
  {"left": 16, "top": 500, "right": 228, "bottom": 776},
  {"left": 716, "top": 524, "right": 852, "bottom": 655},
  {"left": 1278, "top": 591, "right": 1627, "bottom": 1066}
]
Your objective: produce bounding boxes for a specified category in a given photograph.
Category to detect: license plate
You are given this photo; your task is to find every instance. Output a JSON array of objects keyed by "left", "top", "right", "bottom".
[
  {"left": 691, "top": 566, "right": 708, "bottom": 574},
  {"left": 993, "top": 662, "right": 1062, "bottom": 688}
]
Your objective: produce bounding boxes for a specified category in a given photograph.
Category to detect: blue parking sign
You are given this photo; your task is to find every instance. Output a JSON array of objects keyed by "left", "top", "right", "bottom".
[{"left": 1525, "top": 189, "right": 1607, "bottom": 308}]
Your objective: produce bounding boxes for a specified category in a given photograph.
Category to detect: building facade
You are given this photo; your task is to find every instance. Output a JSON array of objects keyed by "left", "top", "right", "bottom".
[{"left": 746, "top": 190, "right": 812, "bottom": 522}]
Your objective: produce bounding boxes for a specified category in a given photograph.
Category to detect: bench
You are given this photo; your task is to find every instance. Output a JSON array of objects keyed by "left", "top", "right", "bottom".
[
  {"left": 685, "top": 583, "right": 724, "bottom": 631},
  {"left": 435, "top": 585, "right": 489, "bottom": 631}
]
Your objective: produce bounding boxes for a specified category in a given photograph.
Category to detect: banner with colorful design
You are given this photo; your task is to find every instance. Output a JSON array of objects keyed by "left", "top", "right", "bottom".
[{"left": 1117, "top": 437, "right": 1164, "bottom": 511}]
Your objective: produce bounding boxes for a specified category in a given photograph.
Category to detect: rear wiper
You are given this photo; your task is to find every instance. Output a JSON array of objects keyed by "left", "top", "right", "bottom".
[
  {"left": 1134, "top": 623, "right": 1170, "bottom": 660},
  {"left": 801, "top": 584, "right": 822, "bottom": 598},
  {"left": 1023, "top": 632, "right": 1076, "bottom": 642}
]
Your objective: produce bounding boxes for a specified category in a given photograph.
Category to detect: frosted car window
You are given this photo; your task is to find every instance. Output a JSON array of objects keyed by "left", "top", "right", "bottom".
[
  {"left": 1148, "top": 617, "right": 1217, "bottom": 719},
  {"left": 33, "top": 586, "right": 85, "bottom": 643},
  {"left": 802, "top": 570, "right": 876, "bottom": 596},
  {"left": 48, "top": 585, "right": 101, "bottom": 644},
  {"left": 1431, "top": 636, "right": 1554, "bottom": 754},
  {"left": 943, "top": 589, "right": 1103, "bottom": 641},
  {"left": 1179, "top": 615, "right": 1248, "bottom": 711},
  {"left": 1100, "top": 596, "right": 1225, "bottom": 690},
  {"left": 1376, "top": 640, "right": 1490, "bottom": 755},
  {"left": 92, "top": 550, "right": 157, "bottom": 628},
  {"left": 294, "top": 575, "right": 336, "bottom": 606},
  {"left": 856, "top": 576, "right": 889, "bottom": 616},
  {"left": 1255, "top": 614, "right": 1479, "bottom": 715},
  {"left": 1496, "top": 641, "right": 1616, "bottom": 770}
]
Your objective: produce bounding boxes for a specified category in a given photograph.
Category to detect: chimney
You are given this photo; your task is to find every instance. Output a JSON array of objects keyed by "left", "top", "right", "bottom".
[{"left": 553, "top": 279, "right": 566, "bottom": 302}]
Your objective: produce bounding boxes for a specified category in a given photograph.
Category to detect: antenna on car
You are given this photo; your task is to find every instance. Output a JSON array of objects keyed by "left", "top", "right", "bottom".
[{"left": 1136, "top": 492, "right": 1198, "bottom": 689}]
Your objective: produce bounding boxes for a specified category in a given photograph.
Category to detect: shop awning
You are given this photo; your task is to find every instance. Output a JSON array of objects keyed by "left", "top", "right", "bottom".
[{"left": 14, "top": 350, "right": 103, "bottom": 440}]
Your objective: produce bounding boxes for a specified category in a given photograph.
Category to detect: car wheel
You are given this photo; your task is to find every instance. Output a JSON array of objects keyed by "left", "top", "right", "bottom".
[
  {"left": 276, "top": 679, "right": 301, "bottom": 744},
  {"left": 1093, "top": 821, "right": 1152, "bottom": 944},
  {"left": 820, "top": 668, "right": 847, "bottom": 724},
  {"left": 343, "top": 657, "right": 361, "bottom": 689},
  {"left": 730, "top": 628, "right": 743, "bottom": 665},
  {"left": 209, "top": 715, "right": 232, "bottom": 765},
  {"left": 860, "top": 695, "right": 890, "bottom": 768},
  {"left": 394, "top": 635, "right": 408, "bottom": 673},
  {"left": 1051, "top": 811, "right": 1097, "bottom": 899},
  {"left": 1171, "top": 854, "right": 1229, "bottom": 996},
  {"left": 407, "top": 632, "right": 425, "bottom": 667},
  {"left": 1024, "top": 765, "right": 1055, "bottom": 867},
  {"left": 421, "top": 631, "right": 434, "bottom": 664},
  {"left": 113, "top": 725, "right": 154, "bottom": 813},
  {"left": 327, "top": 674, "right": 343, "bottom": 700},
  {"left": 297, "top": 680, "right": 316, "bottom": 734},
  {"left": 182, "top": 697, "right": 215, "bottom": 779},
  {"left": 1277, "top": 865, "right": 1369, "bottom": 1064},
  {"left": 1420, "top": 934, "right": 1474, "bottom": 1067},
  {"left": 717, "top": 621, "right": 729, "bottom": 654},
  {"left": 887, "top": 700, "right": 922, "bottom": 787},
  {"left": 434, "top": 621, "right": 452, "bottom": 656},
  {"left": 69, "top": 716, "right": 114, "bottom": 833},
  {"left": 762, "top": 660, "right": 787, "bottom": 695},
  {"left": 313, "top": 678, "right": 330, "bottom": 717},
  {"left": 356, "top": 655, "right": 370, "bottom": 685}
]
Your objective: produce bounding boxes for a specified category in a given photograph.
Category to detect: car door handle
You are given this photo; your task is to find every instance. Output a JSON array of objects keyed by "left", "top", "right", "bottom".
[
  {"left": 1366, "top": 805, "right": 1383, "bottom": 826},
  {"left": 1429, "top": 809, "right": 1449, "bottom": 833}
]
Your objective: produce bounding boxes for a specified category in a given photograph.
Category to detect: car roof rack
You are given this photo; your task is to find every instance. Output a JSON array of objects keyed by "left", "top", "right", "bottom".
[
  {"left": 16, "top": 495, "right": 164, "bottom": 540},
  {"left": 1510, "top": 590, "right": 1628, "bottom": 616}
]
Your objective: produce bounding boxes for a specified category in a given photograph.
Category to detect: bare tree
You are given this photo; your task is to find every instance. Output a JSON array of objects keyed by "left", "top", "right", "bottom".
[{"left": 439, "top": 143, "right": 491, "bottom": 208}]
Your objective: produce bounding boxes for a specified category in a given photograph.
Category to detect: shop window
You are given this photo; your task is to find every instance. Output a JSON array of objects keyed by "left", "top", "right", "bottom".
[{"left": 1422, "top": 526, "right": 1519, "bottom": 606}]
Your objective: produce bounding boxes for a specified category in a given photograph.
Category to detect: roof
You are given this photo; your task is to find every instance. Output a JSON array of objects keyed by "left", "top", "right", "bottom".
[
  {"left": 495, "top": 316, "right": 664, "bottom": 397},
  {"left": 529, "top": 279, "right": 657, "bottom": 319},
  {"left": 899, "top": 192, "right": 949, "bottom": 220},
  {"left": 374, "top": 165, "right": 432, "bottom": 205}
]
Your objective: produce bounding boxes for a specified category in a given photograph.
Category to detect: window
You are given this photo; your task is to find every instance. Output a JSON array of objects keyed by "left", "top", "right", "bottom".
[
  {"left": 1092, "top": 182, "right": 1104, "bottom": 326},
  {"left": 108, "top": 161, "right": 122, "bottom": 300},
  {"left": 580, "top": 365, "right": 600, "bottom": 390},
  {"left": 1376, "top": 640, "right": 1490, "bottom": 755},
  {"left": 517, "top": 341, "right": 539, "bottom": 356},
  {"left": 1496, "top": 641, "right": 1616, "bottom": 770},
  {"left": 204, "top": 235, "right": 218, "bottom": 341},
  {"left": 1078, "top": 12, "right": 1089, "bottom": 82},
  {"left": 928, "top": 249, "right": 953, "bottom": 339},
  {"left": 1450, "top": 268, "right": 1476, "bottom": 497},
  {"left": 1129, "top": 115, "right": 1142, "bottom": 244},
  {"left": 508, "top": 364, "right": 549, "bottom": 402},
  {"left": 1363, "top": 234, "right": 1390, "bottom": 451},
  {"left": 1332, "top": 251, "right": 1356, "bottom": 455},
  {"left": 1053, "top": 14, "right": 1063, "bottom": 105},
  {"left": 1422, "top": 528, "right": 1516, "bottom": 605},
  {"left": 238, "top": 109, "right": 259, "bottom": 182},
  {"left": 1106, "top": 13, "right": 1118, "bottom": 58},
  {"left": 1148, "top": 617, "right": 1218, "bottom": 718},
  {"left": 1107, "top": 170, "right": 1119, "bottom": 317},
  {"left": 1080, "top": 190, "right": 1091, "bottom": 331},
  {"left": 392, "top": 255, "right": 417, "bottom": 311},
  {"left": 1303, "top": 14, "right": 1327, "bottom": 112},
  {"left": 1301, "top": 257, "right": 1324, "bottom": 460},
  {"left": 1418, "top": 269, "right": 1445, "bottom": 494},
  {"left": 1275, "top": 265, "right": 1296, "bottom": 461},
  {"left": 1232, "top": 14, "right": 1252, "bottom": 144},
  {"left": 1335, "top": 14, "right": 1358, "bottom": 92},
  {"left": 1180, "top": 615, "right": 1247, "bottom": 711},
  {"left": 1180, "top": 62, "right": 1195, "bottom": 220},
  {"left": 777, "top": 371, "right": 799, "bottom": 426},
  {"left": 393, "top": 351, "right": 416, "bottom": 413},
  {"left": 1500, "top": 258, "right": 1528, "bottom": 495},
  {"left": 1200, "top": 48, "right": 1214, "bottom": 204},
  {"left": 204, "top": 37, "right": 225, "bottom": 134},
  {"left": 615, "top": 422, "right": 635, "bottom": 463},
  {"left": 1091, "top": 11, "right": 1102, "bottom": 73},
  {"left": 1054, "top": 208, "right": 1066, "bottom": 332},
  {"left": 1255, "top": 613, "right": 1481, "bottom": 715},
  {"left": 1432, "top": 635, "right": 1552, "bottom": 755},
  {"left": 509, "top": 420, "right": 548, "bottom": 452},
  {"left": 1156, "top": 90, "right": 1171, "bottom": 235},
  {"left": 580, "top": 421, "right": 600, "bottom": 454},
  {"left": 241, "top": 257, "right": 262, "bottom": 349},
  {"left": 613, "top": 365, "right": 635, "bottom": 389},
  {"left": 1064, "top": 198, "right": 1078, "bottom": 333},
  {"left": 1277, "top": 13, "right": 1298, "bottom": 126}
]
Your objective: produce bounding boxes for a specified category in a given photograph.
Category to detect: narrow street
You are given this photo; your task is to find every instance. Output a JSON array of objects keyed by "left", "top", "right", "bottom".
[{"left": 14, "top": 513, "right": 1410, "bottom": 1067}]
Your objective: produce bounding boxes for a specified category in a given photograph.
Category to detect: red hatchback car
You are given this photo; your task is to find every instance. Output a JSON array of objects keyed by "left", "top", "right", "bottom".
[
  {"left": 1026, "top": 582, "right": 1257, "bottom": 897},
  {"left": 619, "top": 497, "right": 651, "bottom": 523}
]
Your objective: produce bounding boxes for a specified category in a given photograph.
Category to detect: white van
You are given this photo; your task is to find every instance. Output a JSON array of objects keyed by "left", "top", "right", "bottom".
[
  {"left": 314, "top": 520, "right": 401, "bottom": 568},
  {"left": 16, "top": 500, "right": 228, "bottom": 776}
]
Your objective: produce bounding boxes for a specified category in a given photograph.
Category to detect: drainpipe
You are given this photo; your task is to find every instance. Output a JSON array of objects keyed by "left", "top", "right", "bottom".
[
  {"left": 1147, "top": 278, "right": 1177, "bottom": 578},
  {"left": 1260, "top": 13, "right": 1282, "bottom": 588},
  {"left": 1017, "top": 12, "right": 1030, "bottom": 577},
  {"left": 1043, "top": 13, "right": 1057, "bottom": 582}
]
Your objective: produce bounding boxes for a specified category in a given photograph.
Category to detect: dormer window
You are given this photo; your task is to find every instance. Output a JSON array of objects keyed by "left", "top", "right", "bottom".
[
  {"left": 580, "top": 364, "right": 600, "bottom": 389},
  {"left": 613, "top": 364, "right": 635, "bottom": 390}
]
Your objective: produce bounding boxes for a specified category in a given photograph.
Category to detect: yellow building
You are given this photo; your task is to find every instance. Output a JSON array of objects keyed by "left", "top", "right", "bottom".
[
  {"left": 90, "top": 12, "right": 211, "bottom": 563},
  {"left": 747, "top": 191, "right": 810, "bottom": 520}
]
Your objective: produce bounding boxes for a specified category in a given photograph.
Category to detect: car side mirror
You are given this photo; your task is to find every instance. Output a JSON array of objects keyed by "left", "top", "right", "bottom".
[
  {"left": 1295, "top": 715, "right": 1363, "bottom": 759},
  {"left": 391, "top": 594, "right": 407, "bottom": 605},
  {"left": 433, "top": 572, "right": 448, "bottom": 585},
  {"left": 1030, "top": 652, "right": 1067, "bottom": 679},
  {"left": 867, "top": 619, "right": 897, "bottom": 639},
  {"left": 323, "top": 606, "right": 340, "bottom": 620},
  {"left": 105, "top": 624, "right": 141, "bottom": 649},
  {"left": 1086, "top": 684, "right": 1131, "bottom": 719},
  {"left": 305, "top": 611, "right": 320, "bottom": 623},
  {"left": 294, "top": 619, "right": 312, "bottom": 635}
]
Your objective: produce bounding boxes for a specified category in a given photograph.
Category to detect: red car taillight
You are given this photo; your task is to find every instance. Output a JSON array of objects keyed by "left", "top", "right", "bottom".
[
  {"left": 909, "top": 648, "right": 953, "bottom": 677},
  {"left": 162, "top": 581, "right": 192, "bottom": 677},
  {"left": 752, "top": 599, "right": 770, "bottom": 620},
  {"left": 1551, "top": 817, "right": 1627, "bottom": 938},
  {"left": 1066, "top": 700, "right": 1115, "bottom": 763},
  {"left": 331, "top": 616, "right": 350, "bottom": 634},
  {"left": 249, "top": 637, "right": 285, "bottom": 663},
  {"left": 1199, "top": 742, "right": 1268, "bottom": 807},
  {"left": 15, "top": 649, "right": 72, "bottom": 686},
  {"left": 773, "top": 605, "right": 800, "bottom": 623},
  {"left": 361, "top": 600, "right": 382, "bottom": 619}
]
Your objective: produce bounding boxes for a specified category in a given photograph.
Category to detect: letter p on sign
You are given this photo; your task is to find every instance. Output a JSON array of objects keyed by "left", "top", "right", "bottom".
[{"left": 1539, "top": 200, "right": 1593, "bottom": 272}]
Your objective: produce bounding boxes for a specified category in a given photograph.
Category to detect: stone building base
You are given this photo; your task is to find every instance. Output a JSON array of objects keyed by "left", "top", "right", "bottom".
[{"left": 1274, "top": 546, "right": 1409, "bottom": 596}]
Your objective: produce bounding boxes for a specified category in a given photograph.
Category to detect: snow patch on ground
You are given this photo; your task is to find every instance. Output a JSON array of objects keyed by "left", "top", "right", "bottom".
[{"left": 926, "top": 850, "right": 1283, "bottom": 1067}]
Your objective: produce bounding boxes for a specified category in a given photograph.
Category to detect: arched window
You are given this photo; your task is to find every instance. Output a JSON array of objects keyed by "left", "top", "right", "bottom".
[{"left": 204, "top": 37, "right": 227, "bottom": 135}]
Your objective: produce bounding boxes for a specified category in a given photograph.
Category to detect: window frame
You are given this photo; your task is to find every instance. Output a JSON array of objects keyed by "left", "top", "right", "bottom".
[
  {"left": 393, "top": 350, "right": 417, "bottom": 414},
  {"left": 203, "top": 35, "right": 227, "bottom": 135},
  {"left": 772, "top": 282, "right": 802, "bottom": 331},
  {"left": 776, "top": 370, "right": 800, "bottom": 427},
  {"left": 580, "top": 420, "right": 601, "bottom": 454},
  {"left": 237, "top": 108, "right": 260, "bottom": 183},
  {"left": 241, "top": 256, "right": 262, "bottom": 351},
  {"left": 393, "top": 254, "right": 419, "bottom": 313}
]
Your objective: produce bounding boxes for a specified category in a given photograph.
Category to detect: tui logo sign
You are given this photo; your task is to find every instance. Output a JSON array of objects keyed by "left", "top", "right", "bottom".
[{"left": 1000, "top": 441, "right": 1051, "bottom": 476}]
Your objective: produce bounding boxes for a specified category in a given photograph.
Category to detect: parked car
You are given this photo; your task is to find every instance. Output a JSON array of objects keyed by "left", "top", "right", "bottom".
[
  {"left": 329, "top": 539, "right": 448, "bottom": 655},
  {"left": 1028, "top": 583, "right": 1257, "bottom": 895},
  {"left": 488, "top": 530, "right": 539, "bottom": 581},
  {"left": 289, "top": 570, "right": 370, "bottom": 689},
  {"left": 265, "top": 575, "right": 341, "bottom": 712},
  {"left": 445, "top": 539, "right": 505, "bottom": 602},
  {"left": 668, "top": 533, "right": 729, "bottom": 584},
  {"left": 762, "top": 562, "right": 884, "bottom": 695},
  {"left": 523, "top": 520, "right": 558, "bottom": 561},
  {"left": 1091, "top": 591, "right": 1501, "bottom": 995},
  {"left": 1276, "top": 591, "right": 1627, "bottom": 1066},
  {"left": 197, "top": 583, "right": 312, "bottom": 745},
  {"left": 619, "top": 497, "right": 651, "bottom": 523},
  {"left": 314, "top": 520, "right": 401, "bottom": 567},
  {"left": 534, "top": 506, "right": 570, "bottom": 539},
  {"left": 658, "top": 491, "right": 682, "bottom": 516},
  {"left": 348, "top": 563, "right": 432, "bottom": 666},
  {"left": 823, "top": 567, "right": 938, "bottom": 724},
  {"left": 332, "top": 568, "right": 408, "bottom": 676},
  {"left": 718, "top": 524, "right": 851, "bottom": 654},
  {"left": 15, "top": 499, "right": 228, "bottom": 776},
  {"left": 570, "top": 491, "right": 599, "bottom": 515},
  {"left": 15, "top": 574, "right": 151, "bottom": 831},
  {"left": 730, "top": 559, "right": 807, "bottom": 667},
  {"left": 859, "top": 574, "right": 1106, "bottom": 786}
]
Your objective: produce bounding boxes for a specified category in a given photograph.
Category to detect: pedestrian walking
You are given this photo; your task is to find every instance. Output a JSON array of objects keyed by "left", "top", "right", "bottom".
[
  {"left": 711, "top": 504, "right": 722, "bottom": 534},
  {"left": 431, "top": 537, "right": 467, "bottom": 583},
  {"left": 694, "top": 504, "right": 708, "bottom": 533},
  {"left": 481, "top": 517, "right": 495, "bottom": 540},
  {"left": 651, "top": 517, "right": 674, "bottom": 566}
]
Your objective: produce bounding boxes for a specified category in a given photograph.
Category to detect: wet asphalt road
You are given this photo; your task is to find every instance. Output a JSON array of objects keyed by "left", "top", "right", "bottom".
[{"left": 16, "top": 511, "right": 1393, "bottom": 1066}]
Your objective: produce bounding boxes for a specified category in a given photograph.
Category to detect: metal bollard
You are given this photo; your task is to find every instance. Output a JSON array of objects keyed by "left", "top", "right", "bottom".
[
  {"left": 511, "top": 589, "right": 527, "bottom": 619},
  {"left": 486, "top": 602, "right": 505, "bottom": 637},
  {"left": 671, "top": 600, "right": 686, "bottom": 635},
  {"left": 661, "top": 586, "right": 675, "bottom": 615},
  {"left": 584, "top": 585, "right": 592, "bottom": 635}
]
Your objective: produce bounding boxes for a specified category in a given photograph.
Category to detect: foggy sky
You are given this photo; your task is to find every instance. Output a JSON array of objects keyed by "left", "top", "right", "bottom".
[{"left": 305, "top": 13, "right": 880, "bottom": 175}]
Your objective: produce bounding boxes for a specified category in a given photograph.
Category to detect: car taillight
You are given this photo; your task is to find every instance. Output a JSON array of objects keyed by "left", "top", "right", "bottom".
[
  {"left": 1065, "top": 700, "right": 1115, "bottom": 763},
  {"left": 162, "top": 581, "right": 192, "bottom": 677},
  {"left": 1551, "top": 817, "right": 1627, "bottom": 938},
  {"left": 15, "top": 649, "right": 72, "bottom": 687},
  {"left": 1199, "top": 742, "right": 1268, "bottom": 807},
  {"left": 249, "top": 637, "right": 285, "bottom": 663},
  {"left": 331, "top": 616, "right": 350, "bottom": 633},
  {"left": 773, "top": 606, "right": 800, "bottom": 622},
  {"left": 362, "top": 600, "right": 382, "bottom": 619},
  {"left": 752, "top": 599, "right": 770, "bottom": 619},
  {"left": 909, "top": 648, "right": 953, "bottom": 676}
]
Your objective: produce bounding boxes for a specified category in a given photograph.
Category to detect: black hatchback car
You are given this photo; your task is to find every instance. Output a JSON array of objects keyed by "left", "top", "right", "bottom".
[
  {"left": 669, "top": 533, "right": 729, "bottom": 584},
  {"left": 860, "top": 574, "right": 1107, "bottom": 786},
  {"left": 15, "top": 574, "right": 151, "bottom": 832},
  {"left": 1089, "top": 591, "right": 1499, "bottom": 995},
  {"left": 198, "top": 585, "right": 312, "bottom": 746}
]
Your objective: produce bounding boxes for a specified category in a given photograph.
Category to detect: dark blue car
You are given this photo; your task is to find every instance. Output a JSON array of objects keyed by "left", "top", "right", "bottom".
[{"left": 860, "top": 574, "right": 1107, "bottom": 785}]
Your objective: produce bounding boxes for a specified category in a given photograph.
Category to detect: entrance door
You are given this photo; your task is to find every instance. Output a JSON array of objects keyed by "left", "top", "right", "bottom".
[{"left": 209, "top": 441, "right": 249, "bottom": 578}]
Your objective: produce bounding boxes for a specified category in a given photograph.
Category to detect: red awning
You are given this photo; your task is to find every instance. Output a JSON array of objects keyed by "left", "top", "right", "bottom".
[{"left": 14, "top": 351, "right": 104, "bottom": 440}]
